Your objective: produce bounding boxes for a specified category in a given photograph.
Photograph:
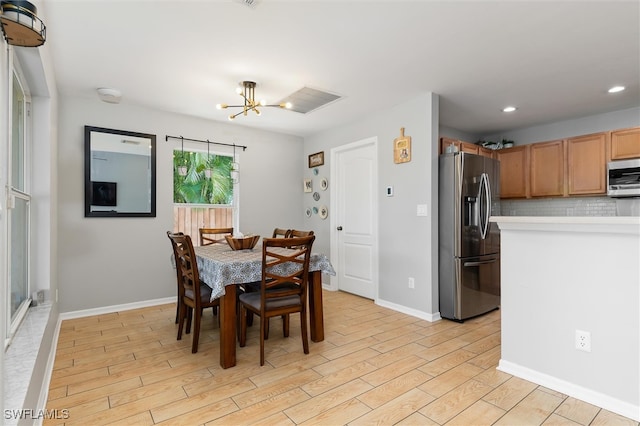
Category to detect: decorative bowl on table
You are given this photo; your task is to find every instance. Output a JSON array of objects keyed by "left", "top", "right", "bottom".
[{"left": 225, "top": 234, "right": 260, "bottom": 250}]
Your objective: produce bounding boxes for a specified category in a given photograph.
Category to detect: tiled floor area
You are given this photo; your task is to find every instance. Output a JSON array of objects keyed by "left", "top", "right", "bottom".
[{"left": 43, "top": 291, "right": 639, "bottom": 425}]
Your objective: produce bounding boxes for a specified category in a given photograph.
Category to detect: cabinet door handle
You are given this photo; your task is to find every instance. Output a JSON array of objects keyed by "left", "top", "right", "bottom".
[{"left": 337, "top": 226, "right": 343, "bottom": 231}]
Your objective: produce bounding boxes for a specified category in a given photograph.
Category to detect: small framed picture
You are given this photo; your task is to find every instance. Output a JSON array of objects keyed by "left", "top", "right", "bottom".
[
  {"left": 303, "top": 178, "right": 313, "bottom": 193},
  {"left": 308, "top": 151, "right": 324, "bottom": 168}
]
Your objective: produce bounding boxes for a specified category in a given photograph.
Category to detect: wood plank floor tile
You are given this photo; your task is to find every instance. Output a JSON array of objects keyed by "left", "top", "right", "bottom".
[
  {"left": 493, "top": 388, "right": 564, "bottom": 425},
  {"left": 553, "top": 396, "right": 601, "bottom": 425},
  {"left": 591, "top": 409, "right": 640, "bottom": 426},
  {"left": 444, "top": 399, "right": 506, "bottom": 425},
  {"left": 357, "top": 370, "right": 432, "bottom": 409},
  {"left": 420, "top": 379, "right": 494, "bottom": 424},
  {"left": 299, "top": 398, "right": 371, "bottom": 425},
  {"left": 349, "top": 388, "right": 434, "bottom": 425},
  {"left": 302, "top": 361, "right": 378, "bottom": 397},
  {"left": 419, "top": 362, "right": 485, "bottom": 398},
  {"left": 482, "top": 376, "right": 539, "bottom": 411},
  {"left": 233, "top": 369, "right": 321, "bottom": 409},
  {"left": 206, "top": 388, "right": 309, "bottom": 425},
  {"left": 284, "top": 379, "right": 373, "bottom": 424},
  {"left": 542, "top": 413, "right": 583, "bottom": 425}
]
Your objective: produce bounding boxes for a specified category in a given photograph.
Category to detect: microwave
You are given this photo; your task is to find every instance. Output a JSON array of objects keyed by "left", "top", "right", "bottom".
[{"left": 608, "top": 158, "right": 640, "bottom": 198}]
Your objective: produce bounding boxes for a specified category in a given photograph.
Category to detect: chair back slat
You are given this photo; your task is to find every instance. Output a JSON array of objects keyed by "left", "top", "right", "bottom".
[
  {"left": 261, "top": 236, "right": 315, "bottom": 306},
  {"left": 168, "top": 232, "right": 203, "bottom": 310},
  {"left": 199, "top": 227, "right": 234, "bottom": 246}
]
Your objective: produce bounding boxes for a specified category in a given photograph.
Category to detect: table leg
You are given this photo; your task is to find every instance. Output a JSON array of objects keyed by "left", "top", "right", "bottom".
[
  {"left": 308, "top": 271, "right": 324, "bottom": 342},
  {"left": 219, "top": 284, "right": 237, "bottom": 369}
]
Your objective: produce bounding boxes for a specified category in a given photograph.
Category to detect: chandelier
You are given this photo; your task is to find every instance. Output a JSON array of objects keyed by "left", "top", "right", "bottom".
[{"left": 216, "top": 81, "right": 292, "bottom": 120}]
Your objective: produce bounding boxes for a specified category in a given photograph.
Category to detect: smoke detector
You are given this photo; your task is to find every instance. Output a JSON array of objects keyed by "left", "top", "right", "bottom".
[{"left": 97, "top": 88, "right": 121, "bottom": 104}]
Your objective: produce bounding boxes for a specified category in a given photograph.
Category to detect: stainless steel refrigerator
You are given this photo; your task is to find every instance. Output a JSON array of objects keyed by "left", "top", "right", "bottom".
[{"left": 439, "top": 151, "right": 501, "bottom": 321}]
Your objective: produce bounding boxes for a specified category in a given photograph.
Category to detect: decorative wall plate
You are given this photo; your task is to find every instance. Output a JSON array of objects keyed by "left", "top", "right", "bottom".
[
  {"left": 312, "top": 206, "right": 319, "bottom": 214},
  {"left": 313, "top": 168, "right": 319, "bottom": 175},
  {"left": 305, "top": 207, "right": 312, "bottom": 218},
  {"left": 313, "top": 192, "right": 320, "bottom": 201},
  {"left": 320, "top": 177, "right": 328, "bottom": 191},
  {"left": 319, "top": 205, "right": 328, "bottom": 219}
]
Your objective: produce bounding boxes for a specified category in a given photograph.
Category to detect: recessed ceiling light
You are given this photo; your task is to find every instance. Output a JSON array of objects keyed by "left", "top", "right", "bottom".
[
  {"left": 97, "top": 88, "right": 121, "bottom": 104},
  {"left": 608, "top": 86, "right": 625, "bottom": 93},
  {"left": 502, "top": 106, "right": 517, "bottom": 113}
]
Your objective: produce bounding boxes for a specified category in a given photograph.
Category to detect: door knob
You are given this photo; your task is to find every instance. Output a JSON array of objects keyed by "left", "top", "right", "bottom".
[{"left": 337, "top": 226, "right": 343, "bottom": 231}]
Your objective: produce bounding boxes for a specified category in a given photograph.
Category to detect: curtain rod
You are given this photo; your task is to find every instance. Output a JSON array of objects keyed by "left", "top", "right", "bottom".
[{"left": 165, "top": 135, "right": 247, "bottom": 151}]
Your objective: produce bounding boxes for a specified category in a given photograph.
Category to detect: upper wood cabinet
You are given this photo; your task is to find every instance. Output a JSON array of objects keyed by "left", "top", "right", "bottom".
[
  {"left": 610, "top": 127, "right": 640, "bottom": 160},
  {"left": 495, "top": 146, "right": 529, "bottom": 199},
  {"left": 440, "top": 137, "right": 495, "bottom": 157},
  {"left": 567, "top": 133, "right": 608, "bottom": 195},
  {"left": 530, "top": 140, "right": 565, "bottom": 197}
]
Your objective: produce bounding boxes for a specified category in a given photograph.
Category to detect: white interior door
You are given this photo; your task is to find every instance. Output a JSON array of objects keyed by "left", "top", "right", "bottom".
[{"left": 330, "top": 138, "right": 378, "bottom": 299}]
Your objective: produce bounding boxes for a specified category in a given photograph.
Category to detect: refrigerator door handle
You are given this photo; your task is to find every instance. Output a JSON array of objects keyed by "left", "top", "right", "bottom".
[
  {"left": 478, "top": 173, "right": 491, "bottom": 239},
  {"left": 463, "top": 259, "right": 498, "bottom": 267}
]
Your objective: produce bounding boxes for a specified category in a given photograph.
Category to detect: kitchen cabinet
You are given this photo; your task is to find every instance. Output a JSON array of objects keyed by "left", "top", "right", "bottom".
[
  {"left": 610, "top": 127, "right": 640, "bottom": 160},
  {"left": 529, "top": 140, "right": 565, "bottom": 197},
  {"left": 567, "top": 133, "right": 607, "bottom": 195},
  {"left": 440, "top": 137, "right": 495, "bottom": 158},
  {"left": 495, "top": 146, "right": 529, "bottom": 198}
]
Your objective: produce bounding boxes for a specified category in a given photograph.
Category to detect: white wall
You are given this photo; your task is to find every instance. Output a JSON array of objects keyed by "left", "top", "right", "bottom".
[
  {"left": 496, "top": 217, "right": 640, "bottom": 420},
  {"left": 57, "top": 98, "right": 303, "bottom": 312},
  {"left": 304, "top": 93, "right": 440, "bottom": 317}
]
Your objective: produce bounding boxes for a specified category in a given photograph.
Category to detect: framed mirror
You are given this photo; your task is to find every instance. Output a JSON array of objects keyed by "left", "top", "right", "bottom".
[{"left": 84, "top": 125, "right": 156, "bottom": 217}]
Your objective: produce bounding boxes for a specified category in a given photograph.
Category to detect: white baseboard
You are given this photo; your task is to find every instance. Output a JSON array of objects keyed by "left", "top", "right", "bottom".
[
  {"left": 498, "top": 359, "right": 640, "bottom": 422},
  {"left": 58, "top": 297, "right": 175, "bottom": 320},
  {"left": 375, "top": 298, "right": 441, "bottom": 322}
]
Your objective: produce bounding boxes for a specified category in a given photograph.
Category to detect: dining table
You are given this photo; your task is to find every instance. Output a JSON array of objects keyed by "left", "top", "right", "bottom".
[{"left": 195, "top": 241, "right": 336, "bottom": 368}]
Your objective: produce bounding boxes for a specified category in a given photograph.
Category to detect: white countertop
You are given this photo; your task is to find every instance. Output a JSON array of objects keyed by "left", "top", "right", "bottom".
[{"left": 491, "top": 216, "right": 640, "bottom": 235}]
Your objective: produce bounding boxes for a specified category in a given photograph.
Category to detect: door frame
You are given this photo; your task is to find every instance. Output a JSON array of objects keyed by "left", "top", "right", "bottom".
[{"left": 328, "top": 137, "right": 379, "bottom": 299}]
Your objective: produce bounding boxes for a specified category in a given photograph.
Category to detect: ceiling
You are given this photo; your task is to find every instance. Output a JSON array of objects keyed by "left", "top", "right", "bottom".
[{"left": 40, "top": 0, "right": 639, "bottom": 138}]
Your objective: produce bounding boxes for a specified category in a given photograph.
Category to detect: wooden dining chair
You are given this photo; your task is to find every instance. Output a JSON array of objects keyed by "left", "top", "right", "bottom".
[
  {"left": 289, "top": 229, "right": 314, "bottom": 238},
  {"left": 167, "top": 231, "right": 185, "bottom": 324},
  {"left": 238, "top": 235, "right": 315, "bottom": 366},
  {"left": 167, "top": 232, "right": 220, "bottom": 353},
  {"left": 199, "top": 227, "right": 234, "bottom": 246}
]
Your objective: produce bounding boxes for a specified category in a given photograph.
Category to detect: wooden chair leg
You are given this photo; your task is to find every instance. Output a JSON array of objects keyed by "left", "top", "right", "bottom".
[
  {"left": 260, "top": 316, "right": 266, "bottom": 366},
  {"left": 186, "top": 307, "right": 193, "bottom": 334},
  {"left": 177, "top": 302, "right": 186, "bottom": 340},
  {"left": 191, "top": 309, "right": 201, "bottom": 354},
  {"left": 300, "top": 310, "right": 309, "bottom": 354},
  {"left": 282, "top": 314, "right": 290, "bottom": 337},
  {"left": 239, "top": 306, "right": 247, "bottom": 347}
]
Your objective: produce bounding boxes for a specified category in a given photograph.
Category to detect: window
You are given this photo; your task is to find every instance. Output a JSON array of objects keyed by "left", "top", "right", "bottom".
[
  {"left": 172, "top": 148, "right": 238, "bottom": 244},
  {"left": 173, "top": 149, "right": 234, "bottom": 204},
  {"left": 6, "top": 64, "right": 32, "bottom": 346}
]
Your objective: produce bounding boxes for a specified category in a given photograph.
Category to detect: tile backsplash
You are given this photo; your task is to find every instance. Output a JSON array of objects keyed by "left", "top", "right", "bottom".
[{"left": 500, "top": 196, "right": 618, "bottom": 217}]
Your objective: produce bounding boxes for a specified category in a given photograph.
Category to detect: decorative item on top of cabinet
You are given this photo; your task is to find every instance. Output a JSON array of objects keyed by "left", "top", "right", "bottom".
[
  {"left": 567, "top": 132, "right": 607, "bottom": 195},
  {"left": 529, "top": 140, "right": 565, "bottom": 197},
  {"left": 393, "top": 127, "right": 412, "bottom": 163},
  {"left": 495, "top": 145, "right": 529, "bottom": 199},
  {"left": 439, "top": 137, "right": 478, "bottom": 155},
  {"left": 610, "top": 127, "right": 640, "bottom": 160}
]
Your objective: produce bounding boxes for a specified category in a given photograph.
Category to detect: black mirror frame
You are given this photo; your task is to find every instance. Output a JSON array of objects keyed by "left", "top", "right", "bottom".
[{"left": 84, "top": 125, "right": 157, "bottom": 218}]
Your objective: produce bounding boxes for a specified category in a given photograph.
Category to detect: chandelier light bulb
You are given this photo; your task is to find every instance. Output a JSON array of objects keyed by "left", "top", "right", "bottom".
[
  {"left": 236, "top": 86, "right": 243, "bottom": 95},
  {"left": 259, "top": 99, "right": 267, "bottom": 106},
  {"left": 284, "top": 102, "right": 292, "bottom": 109},
  {"left": 228, "top": 115, "right": 235, "bottom": 121},
  {"left": 216, "top": 103, "right": 227, "bottom": 110}
]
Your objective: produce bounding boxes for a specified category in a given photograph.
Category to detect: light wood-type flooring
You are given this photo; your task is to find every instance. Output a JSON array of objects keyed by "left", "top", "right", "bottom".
[{"left": 45, "top": 290, "right": 638, "bottom": 425}]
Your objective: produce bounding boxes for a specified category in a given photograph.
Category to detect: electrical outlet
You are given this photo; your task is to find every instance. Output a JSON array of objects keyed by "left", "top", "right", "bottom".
[
  {"left": 575, "top": 330, "right": 591, "bottom": 352},
  {"left": 408, "top": 277, "right": 415, "bottom": 289}
]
